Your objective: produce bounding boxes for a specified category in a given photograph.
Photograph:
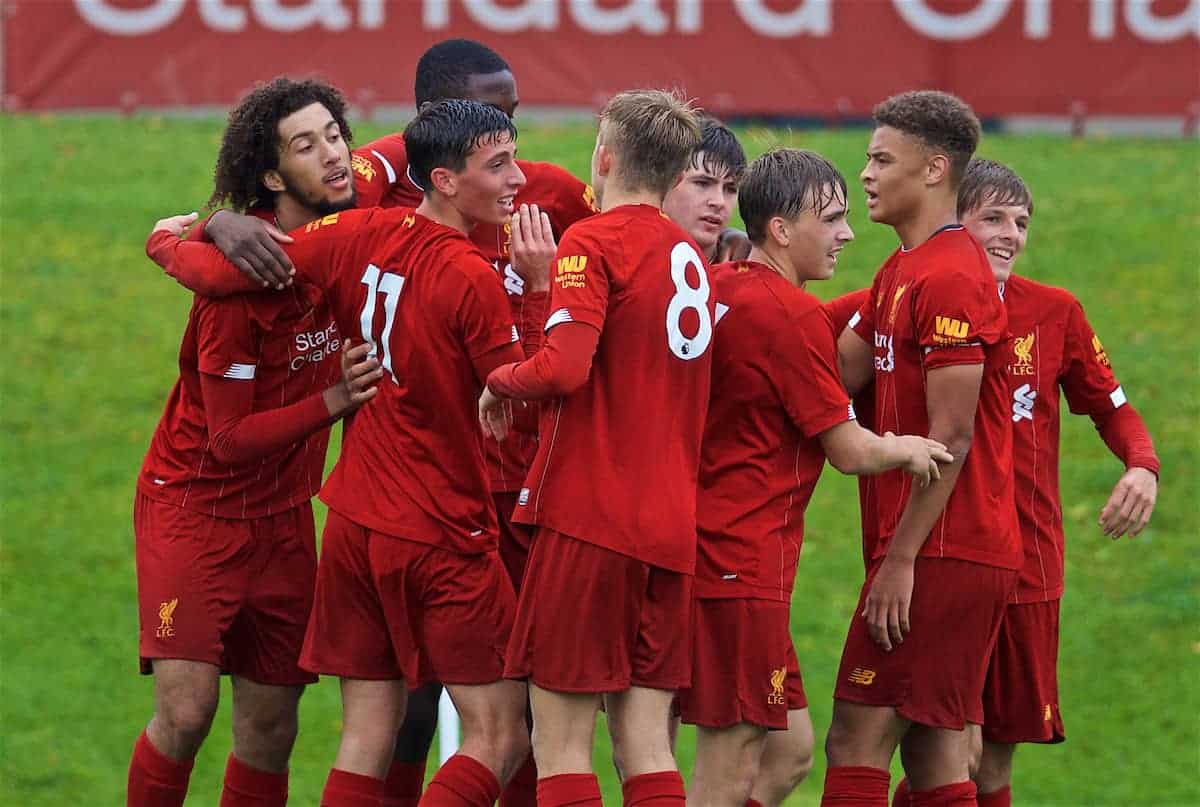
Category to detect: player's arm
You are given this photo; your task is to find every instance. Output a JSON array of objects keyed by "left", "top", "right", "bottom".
[
  {"left": 715, "top": 228, "right": 752, "bottom": 263},
  {"left": 820, "top": 422, "right": 951, "bottom": 485},
  {"left": 146, "top": 218, "right": 260, "bottom": 297},
  {"left": 864, "top": 362, "right": 983, "bottom": 651},
  {"left": 1060, "top": 301, "right": 1160, "bottom": 537},
  {"left": 203, "top": 210, "right": 295, "bottom": 289},
  {"left": 837, "top": 327, "right": 874, "bottom": 397}
]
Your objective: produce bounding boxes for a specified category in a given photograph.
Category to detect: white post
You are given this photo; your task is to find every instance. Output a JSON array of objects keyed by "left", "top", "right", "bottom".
[{"left": 437, "top": 689, "right": 461, "bottom": 763}]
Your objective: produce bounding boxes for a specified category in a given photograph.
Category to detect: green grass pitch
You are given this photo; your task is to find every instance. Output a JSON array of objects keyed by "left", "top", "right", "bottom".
[{"left": 1, "top": 114, "right": 1197, "bottom": 806}]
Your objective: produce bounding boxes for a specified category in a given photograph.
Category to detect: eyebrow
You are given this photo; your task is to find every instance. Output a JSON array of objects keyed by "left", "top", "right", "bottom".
[{"left": 287, "top": 119, "right": 338, "bottom": 147}]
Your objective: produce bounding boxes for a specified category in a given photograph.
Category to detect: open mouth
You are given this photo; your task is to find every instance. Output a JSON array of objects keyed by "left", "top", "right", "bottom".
[
  {"left": 987, "top": 246, "right": 1014, "bottom": 261},
  {"left": 324, "top": 167, "right": 349, "bottom": 190}
]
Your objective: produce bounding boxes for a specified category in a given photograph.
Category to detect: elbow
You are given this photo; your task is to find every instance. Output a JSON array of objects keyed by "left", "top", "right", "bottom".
[
  {"left": 546, "top": 366, "right": 590, "bottom": 397},
  {"left": 942, "top": 428, "right": 975, "bottom": 462}
]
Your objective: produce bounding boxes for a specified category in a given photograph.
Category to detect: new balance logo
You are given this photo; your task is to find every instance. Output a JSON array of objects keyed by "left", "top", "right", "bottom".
[
  {"left": 847, "top": 667, "right": 876, "bottom": 685},
  {"left": 1043, "top": 704, "right": 1054, "bottom": 721},
  {"left": 1012, "top": 383, "right": 1036, "bottom": 422},
  {"left": 223, "top": 363, "right": 256, "bottom": 380}
]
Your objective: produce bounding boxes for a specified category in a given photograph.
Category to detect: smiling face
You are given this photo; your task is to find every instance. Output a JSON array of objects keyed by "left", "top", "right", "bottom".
[
  {"left": 960, "top": 195, "right": 1030, "bottom": 283},
  {"left": 781, "top": 183, "right": 855, "bottom": 282},
  {"left": 435, "top": 130, "right": 526, "bottom": 227},
  {"left": 266, "top": 102, "right": 356, "bottom": 215},
  {"left": 860, "top": 125, "right": 930, "bottom": 228},
  {"left": 663, "top": 153, "right": 739, "bottom": 259}
]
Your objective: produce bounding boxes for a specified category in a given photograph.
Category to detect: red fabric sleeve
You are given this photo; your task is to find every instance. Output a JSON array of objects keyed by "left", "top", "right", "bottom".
[
  {"left": 1094, "top": 404, "right": 1161, "bottom": 476},
  {"left": 146, "top": 230, "right": 258, "bottom": 297},
  {"left": 199, "top": 372, "right": 333, "bottom": 465},
  {"left": 915, "top": 263, "right": 1006, "bottom": 369},
  {"left": 546, "top": 166, "right": 600, "bottom": 227},
  {"left": 514, "top": 290, "right": 550, "bottom": 358},
  {"left": 544, "top": 227, "right": 611, "bottom": 332},
  {"left": 849, "top": 276, "right": 879, "bottom": 344},
  {"left": 772, "top": 304, "right": 854, "bottom": 438},
  {"left": 486, "top": 322, "right": 599, "bottom": 400},
  {"left": 351, "top": 150, "right": 390, "bottom": 209}
]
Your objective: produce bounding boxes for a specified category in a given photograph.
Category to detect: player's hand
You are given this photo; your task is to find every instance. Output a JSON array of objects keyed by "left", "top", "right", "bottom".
[
  {"left": 325, "top": 339, "right": 383, "bottom": 417},
  {"left": 715, "top": 228, "right": 752, "bottom": 263},
  {"left": 890, "top": 432, "right": 953, "bottom": 488},
  {"left": 479, "top": 387, "right": 512, "bottom": 441},
  {"left": 509, "top": 204, "right": 556, "bottom": 293},
  {"left": 862, "top": 555, "right": 914, "bottom": 652},
  {"left": 207, "top": 209, "right": 295, "bottom": 290},
  {"left": 152, "top": 212, "right": 199, "bottom": 236},
  {"left": 1099, "top": 466, "right": 1158, "bottom": 539}
]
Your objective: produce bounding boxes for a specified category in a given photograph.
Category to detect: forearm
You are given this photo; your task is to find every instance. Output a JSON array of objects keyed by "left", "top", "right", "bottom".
[
  {"left": 487, "top": 322, "right": 599, "bottom": 401},
  {"left": 515, "top": 291, "right": 550, "bottom": 359},
  {"left": 1095, "top": 405, "right": 1160, "bottom": 475},
  {"left": 887, "top": 455, "right": 967, "bottom": 560}
]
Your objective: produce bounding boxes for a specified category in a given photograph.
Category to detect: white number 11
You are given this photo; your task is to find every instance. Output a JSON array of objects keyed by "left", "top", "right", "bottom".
[{"left": 359, "top": 263, "right": 406, "bottom": 384}]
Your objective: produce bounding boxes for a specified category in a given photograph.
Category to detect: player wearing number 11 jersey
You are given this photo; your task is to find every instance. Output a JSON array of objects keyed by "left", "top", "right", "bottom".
[{"left": 479, "top": 90, "right": 705, "bottom": 807}]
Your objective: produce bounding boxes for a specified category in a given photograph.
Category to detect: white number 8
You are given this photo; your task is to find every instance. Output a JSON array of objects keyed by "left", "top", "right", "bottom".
[{"left": 666, "top": 242, "right": 712, "bottom": 360}]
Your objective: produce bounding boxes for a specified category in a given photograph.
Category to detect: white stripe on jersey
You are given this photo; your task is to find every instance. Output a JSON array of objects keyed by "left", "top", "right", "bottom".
[
  {"left": 848, "top": 403, "right": 857, "bottom": 421},
  {"left": 1110, "top": 386, "right": 1127, "bottom": 408},
  {"left": 848, "top": 311, "right": 861, "bottom": 328},
  {"left": 369, "top": 150, "right": 397, "bottom": 184},
  {"left": 511, "top": 325, "right": 520, "bottom": 343},
  {"left": 223, "top": 363, "right": 256, "bottom": 380},
  {"left": 545, "top": 308, "right": 574, "bottom": 331}
]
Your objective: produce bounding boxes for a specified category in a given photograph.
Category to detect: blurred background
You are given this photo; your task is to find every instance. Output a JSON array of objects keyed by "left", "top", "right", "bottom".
[{"left": 1, "top": 1, "right": 1198, "bottom": 806}]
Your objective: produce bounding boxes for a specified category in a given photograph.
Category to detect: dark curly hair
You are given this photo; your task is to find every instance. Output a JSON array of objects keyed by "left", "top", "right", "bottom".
[
  {"left": 209, "top": 77, "right": 353, "bottom": 211},
  {"left": 873, "top": 90, "right": 981, "bottom": 183},
  {"left": 957, "top": 158, "right": 1034, "bottom": 218}
]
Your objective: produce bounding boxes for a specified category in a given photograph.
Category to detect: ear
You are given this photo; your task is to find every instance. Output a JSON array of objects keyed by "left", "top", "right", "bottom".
[
  {"left": 262, "top": 169, "right": 286, "bottom": 193},
  {"left": 769, "top": 216, "right": 789, "bottom": 248},
  {"left": 926, "top": 153, "right": 951, "bottom": 187},
  {"left": 429, "top": 166, "right": 456, "bottom": 197},
  {"left": 595, "top": 143, "right": 613, "bottom": 179}
]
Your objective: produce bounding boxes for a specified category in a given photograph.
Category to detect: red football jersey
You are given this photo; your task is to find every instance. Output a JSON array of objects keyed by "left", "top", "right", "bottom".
[
  {"left": 696, "top": 262, "right": 854, "bottom": 601},
  {"left": 158, "top": 207, "right": 522, "bottom": 552},
  {"left": 512, "top": 205, "right": 715, "bottom": 574},
  {"left": 825, "top": 288, "right": 880, "bottom": 569},
  {"left": 138, "top": 286, "right": 340, "bottom": 519},
  {"left": 352, "top": 133, "right": 598, "bottom": 491},
  {"left": 1003, "top": 274, "right": 1156, "bottom": 601},
  {"left": 850, "top": 226, "right": 1020, "bottom": 570}
]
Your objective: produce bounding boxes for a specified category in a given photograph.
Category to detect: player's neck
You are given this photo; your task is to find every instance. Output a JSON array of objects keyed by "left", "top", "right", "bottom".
[
  {"left": 599, "top": 184, "right": 663, "bottom": 213},
  {"left": 273, "top": 196, "right": 321, "bottom": 233},
  {"left": 747, "top": 245, "right": 801, "bottom": 288},
  {"left": 893, "top": 195, "right": 958, "bottom": 251},
  {"left": 416, "top": 195, "right": 473, "bottom": 235}
]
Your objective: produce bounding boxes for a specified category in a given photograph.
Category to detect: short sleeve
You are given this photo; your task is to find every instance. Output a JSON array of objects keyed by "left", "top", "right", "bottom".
[
  {"left": 547, "top": 170, "right": 600, "bottom": 232},
  {"left": 194, "top": 296, "right": 260, "bottom": 380},
  {"left": 544, "top": 227, "right": 610, "bottom": 333},
  {"left": 772, "top": 304, "right": 854, "bottom": 439},
  {"left": 849, "top": 275, "right": 880, "bottom": 343},
  {"left": 1060, "top": 298, "right": 1126, "bottom": 416},
  {"left": 448, "top": 248, "right": 520, "bottom": 360},
  {"left": 914, "top": 265, "right": 1007, "bottom": 369}
]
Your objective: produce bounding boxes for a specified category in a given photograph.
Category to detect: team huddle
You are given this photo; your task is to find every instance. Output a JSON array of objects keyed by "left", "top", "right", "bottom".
[{"left": 128, "top": 39, "right": 1159, "bottom": 807}]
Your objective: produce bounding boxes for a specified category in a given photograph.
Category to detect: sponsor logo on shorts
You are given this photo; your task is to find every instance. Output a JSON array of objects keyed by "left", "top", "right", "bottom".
[
  {"left": 1043, "top": 703, "right": 1054, "bottom": 721},
  {"left": 768, "top": 667, "right": 787, "bottom": 705},
  {"left": 1012, "top": 383, "right": 1037, "bottom": 423},
  {"left": 1010, "top": 332, "right": 1035, "bottom": 376},
  {"left": 847, "top": 667, "right": 876, "bottom": 686},
  {"left": 350, "top": 154, "right": 375, "bottom": 182},
  {"left": 156, "top": 598, "right": 178, "bottom": 639},
  {"left": 518, "top": 488, "right": 530, "bottom": 506},
  {"left": 555, "top": 255, "right": 588, "bottom": 289}
]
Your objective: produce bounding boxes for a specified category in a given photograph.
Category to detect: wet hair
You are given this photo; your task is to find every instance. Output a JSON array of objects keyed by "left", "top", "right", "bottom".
[
  {"left": 738, "top": 148, "right": 848, "bottom": 244},
  {"left": 599, "top": 89, "right": 702, "bottom": 198},
  {"left": 872, "top": 90, "right": 981, "bottom": 183},
  {"left": 415, "top": 39, "right": 511, "bottom": 107},
  {"left": 692, "top": 116, "right": 746, "bottom": 183},
  {"left": 404, "top": 99, "right": 518, "bottom": 190},
  {"left": 957, "top": 158, "right": 1034, "bottom": 218},
  {"left": 209, "top": 76, "right": 352, "bottom": 212}
]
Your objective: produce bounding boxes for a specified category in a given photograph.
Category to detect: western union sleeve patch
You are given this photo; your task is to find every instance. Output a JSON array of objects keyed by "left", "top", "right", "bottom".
[{"left": 555, "top": 255, "right": 588, "bottom": 289}]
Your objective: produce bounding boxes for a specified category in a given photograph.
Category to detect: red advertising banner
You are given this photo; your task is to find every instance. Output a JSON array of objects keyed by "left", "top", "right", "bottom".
[{"left": 3, "top": 0, "right": 1198, "bottom": 117}]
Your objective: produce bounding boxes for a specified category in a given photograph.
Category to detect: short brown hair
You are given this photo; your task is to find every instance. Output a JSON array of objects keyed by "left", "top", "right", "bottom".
[
  {"left": 599, "top": 89, "right": 702, "bottom": 198},
  {"left": 873, "top": 90, "right": 981, "bottom": 184},
  {"left": 957, "top": 158, "right": 1034, "bottom": 218},
  {"left": 739, "top": 149, "right": 847, "bottom": 244}
]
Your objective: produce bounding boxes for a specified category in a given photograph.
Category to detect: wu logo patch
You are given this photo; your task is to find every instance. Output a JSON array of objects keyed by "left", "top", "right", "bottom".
[
  {"left": 847, "top": 667, "right": 876, "bottom": 686},
  {"left": 1012, "top": 383, "right": 1037, "bottom": 422},
  {"left": 156, "top": 598, "right": 178, "bottom": 639},
  {"left": 1011, "top": 332, "right": 1035, "bottom": 376},
  {"left": 935, "top": 316, "right": 969, "bottom": 338},
  {"left": 768, "top": 667, "right": 787, "bottom": 705},
  {"left": 555, "top": 255, "right": 588, "bottom": 289}
]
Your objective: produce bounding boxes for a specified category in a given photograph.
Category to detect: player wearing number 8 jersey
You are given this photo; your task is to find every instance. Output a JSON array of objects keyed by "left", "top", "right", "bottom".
[{"left": 479, "top": 90, "right": 705, "bottom": 807}]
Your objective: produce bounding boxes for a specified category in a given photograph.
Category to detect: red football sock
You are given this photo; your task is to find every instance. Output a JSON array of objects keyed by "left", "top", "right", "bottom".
[
  {"left": 127, "top": 730, "right": 194, "bottom": 807},
  {"left": 537, "top": 773, "right": 603, "bottom": 807},
  {"left": 382, "top": 760, "right": 427, "bottom": 807},
  {"left": 976, "top": 785, "right": 1010, "bottom": 807},
  {"left": 419, "top": 754, "right": 501, "bottom": 807},
  {"left": 820, "top": 765, "right": 891, "bottom": 806},
  {"left": 321, "top": 768, "right": 384, "bottom": 807},
  {"left": 219, "top": 754, "right": 288, "bottom": 807},
  {"left": 622, "top": 770, "right": 685, "bottom": 807},
  {"left": 746, "top": 800, "right": 765, "bottom": 807},
  {"left": 499, "top": 753, "right": 538, "bottom": 807},
  {"left": 893, "top": 778, "right": 911, "bottom": 807},
  {"left": 909, "top": 780, "right": 977, "bottom": 807}
]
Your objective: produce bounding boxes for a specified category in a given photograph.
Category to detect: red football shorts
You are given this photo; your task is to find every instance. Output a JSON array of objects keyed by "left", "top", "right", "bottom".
[
  {"left": 678, "top": 598, "right": 805, "bottom": 730},
  {"left": 134, "top": 493, "right": 317, "bottom": 686},
  {"left": 493, "top": 491, "right": 532, "bottom": 592},
  {"left": 300, "top": 509, "right": 515, "bottom": 687},
  {"left": 505, "top": 528, "right": 692, "bottom": 693},
  {"left": 982, "top": 598, "right": 1065, "bottom": 744},
  {"left": 834, "top": 556, "right": 1017, "bottom": 729}
]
